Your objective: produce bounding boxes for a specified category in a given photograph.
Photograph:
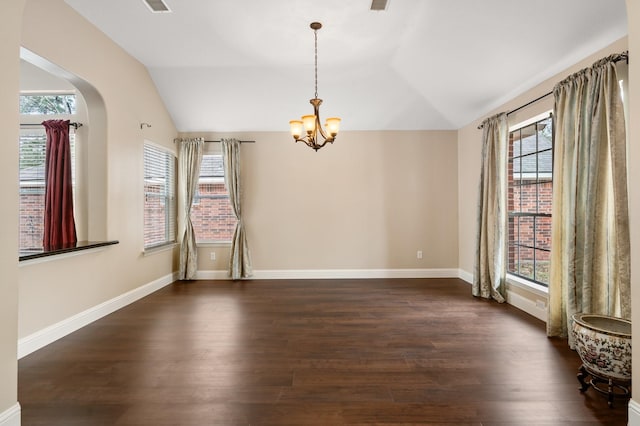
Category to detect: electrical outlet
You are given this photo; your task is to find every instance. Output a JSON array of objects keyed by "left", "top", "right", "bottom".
[
  {"left": 417, "top": 250, "right": 423, "bottom": 259},
  {"left": 535, "top": 300, "right": 546, "bottom": 309},
  {"left": 210, "top": 252, "right": 216, "bottom": 261}
]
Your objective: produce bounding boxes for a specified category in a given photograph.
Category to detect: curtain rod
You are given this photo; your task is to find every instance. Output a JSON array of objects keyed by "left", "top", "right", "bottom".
[
  {"left": 477, "top": 91, "right": 552, "bottom": 130},
  {"left": 477, "top": 51, "right": 629, "bottom": 130},
  {"left": 205, "top": 140, "right": 255, "bottom": 143},
  {"left": 506, "top": 91, "right": 553, "bottom": 118},
  {"left": 20, "top": 122, "right": 83, "bottom": 130},
  {"left": 173, "top": 138, "right": 255, "bottom": 144}
]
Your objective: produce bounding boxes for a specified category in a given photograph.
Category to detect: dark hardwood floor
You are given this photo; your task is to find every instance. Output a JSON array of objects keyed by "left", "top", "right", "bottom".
[{"left": 19, "top": 278, "right": 628, "bottom": 425}]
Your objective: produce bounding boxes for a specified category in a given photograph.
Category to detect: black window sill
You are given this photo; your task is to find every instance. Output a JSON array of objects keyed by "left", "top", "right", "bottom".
[{"left": 19, "top": 240, "right": 119, "bottom": 262}]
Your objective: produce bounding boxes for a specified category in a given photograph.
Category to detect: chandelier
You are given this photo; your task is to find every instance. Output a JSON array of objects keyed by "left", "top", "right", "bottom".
[{"left": 289, "top": 22, "right": 341, "bottom": 151}]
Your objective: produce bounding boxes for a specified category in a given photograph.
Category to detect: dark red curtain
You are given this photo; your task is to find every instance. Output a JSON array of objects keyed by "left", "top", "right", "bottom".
[{"left": 43, "top": 119, "right": 77, "bottom": 249}]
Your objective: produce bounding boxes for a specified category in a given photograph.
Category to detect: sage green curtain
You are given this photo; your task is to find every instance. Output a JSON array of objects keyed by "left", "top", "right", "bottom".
[
  {"left": 547, "top": 53, "right": 630, "bottom": 346},
  {"left": 221, "top": 138, "right": 253, "bottom": 280},
  {"left": 473, "top": 112, "right": 508, "bottom": 303},
  {"left": 178, "top": 138, "right": 204, "bottom": 280}
]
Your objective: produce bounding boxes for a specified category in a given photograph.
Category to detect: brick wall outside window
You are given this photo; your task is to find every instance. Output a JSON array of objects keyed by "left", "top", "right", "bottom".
[
  {"left": 191, "top": 182, "right": 237, "bottom": 243},
  {"left": 19, "top": 189, "right": 44, "bottom": 249},
  {"left": 144, "top": 183, "right": 170, "bottom": 247}
]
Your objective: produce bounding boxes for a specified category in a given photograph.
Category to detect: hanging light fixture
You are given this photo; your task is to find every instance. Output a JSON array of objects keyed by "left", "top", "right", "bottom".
[{"left": 289, "top": 22, "right": 341, "bottom": 151}]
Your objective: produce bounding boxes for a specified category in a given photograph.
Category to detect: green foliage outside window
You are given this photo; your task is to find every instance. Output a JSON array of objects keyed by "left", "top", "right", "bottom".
[{"left": 19, "top": 94, "right": 76, "bottom": 115}]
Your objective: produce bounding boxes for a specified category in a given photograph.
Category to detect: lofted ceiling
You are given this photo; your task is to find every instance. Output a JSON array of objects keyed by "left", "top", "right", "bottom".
[{"left": 64, "top": 0, "right": 627, "bottom": 132}]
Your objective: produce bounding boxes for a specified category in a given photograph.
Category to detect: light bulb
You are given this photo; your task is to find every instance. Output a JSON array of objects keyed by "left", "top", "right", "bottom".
[{"left": 325, "top": 117, "right": 341, "bottom": 137}]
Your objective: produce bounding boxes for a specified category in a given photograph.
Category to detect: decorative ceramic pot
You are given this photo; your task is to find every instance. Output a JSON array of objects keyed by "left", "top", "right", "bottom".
[{"left": 571, "top": 313, "right": 631, "bottom": 382}]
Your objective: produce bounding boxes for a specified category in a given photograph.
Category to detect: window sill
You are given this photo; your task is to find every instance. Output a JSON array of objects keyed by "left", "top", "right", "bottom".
[
  {"left": 196, "top": 241, "right": 232, "bottom": 248},
  {"left": 506, "top": 273, "right": 549, "bottom": 297},
  {"left": 143, "top": 242, "right": 177, "bottom": 256},
  {"left": 19, "top": 240, "right": 119, "bottom": 264}
]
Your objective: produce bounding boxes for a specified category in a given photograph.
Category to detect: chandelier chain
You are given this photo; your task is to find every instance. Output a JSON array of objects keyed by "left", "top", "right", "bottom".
[{"left": 314, "top": 28, "right": 318, "bottom": 99}]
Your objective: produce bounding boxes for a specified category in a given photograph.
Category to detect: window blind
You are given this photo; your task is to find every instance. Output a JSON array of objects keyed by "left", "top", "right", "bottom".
[{"left": 143, "top": 143, "right": 176, "bottom": 249}]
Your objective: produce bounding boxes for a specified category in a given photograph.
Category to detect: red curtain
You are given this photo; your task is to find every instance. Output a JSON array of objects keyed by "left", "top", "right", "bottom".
[{"left": 43, "top": 120, "right": 77, "bottom": 249}]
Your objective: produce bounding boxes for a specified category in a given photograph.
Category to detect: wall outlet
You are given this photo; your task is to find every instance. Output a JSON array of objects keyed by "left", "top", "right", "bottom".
[
  {"left": 210, "top": 252, "right": 216, "bottom": 261},
  {"left": 417, "top": 250, "right": 423, "bottom": 259},
  {"left": 535, "top": 300, "right": 546, "bottom": 309}
]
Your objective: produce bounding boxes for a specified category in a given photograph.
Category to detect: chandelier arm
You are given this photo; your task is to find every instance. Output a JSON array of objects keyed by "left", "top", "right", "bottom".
[
  {"left": 294, "top": 134, "right": 333, "bottom": 151},
  {"left": 312, "top": 99, "right": 330, "bottom": 142},
  {"left": 315, "top": 121, "right": 333, "bottom": 143},
  {"left": 294, "top": 135, "right": 318, "bottom": 149},
  {"left": 314, "top": 138, "right": 332, "bottom": 150}
]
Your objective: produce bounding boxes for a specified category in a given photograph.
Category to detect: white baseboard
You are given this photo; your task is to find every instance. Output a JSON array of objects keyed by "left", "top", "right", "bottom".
[
  {"left": 629, "top": 399, "right": 640, "bottom": 426},
  {"left": 18, "top": 272, "right": 177, "bottom": 359},
  {"left": 506, "top": 288, "right": 548, "bottom": 322},
  {"left": 0, "top": 403, "right": 20, "bottom": 426},
  {"left": 196, "top": 268, "right": 461, "bottom": 280},
  {"left": 458, "top": 269, "right": 473, "bottom": 284},
  {"left": 455, "top": 269, "right": 549, "bottom": 323},
  {"left": 195, "top": 270, "right": 230, "bottom": 280}
]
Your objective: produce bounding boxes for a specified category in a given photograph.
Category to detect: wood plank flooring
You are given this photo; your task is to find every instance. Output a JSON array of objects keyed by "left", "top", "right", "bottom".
[{"left": 18, "top": 278, "right": 628, "bottom": 425}]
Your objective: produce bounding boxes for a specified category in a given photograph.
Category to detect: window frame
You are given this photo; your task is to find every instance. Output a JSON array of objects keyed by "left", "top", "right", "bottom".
[
  {"left": 506, "top": 111, "right": 553, "bottom": 289},
  {"left": 143, "top": 142, "right": 177, "bottom": 251},
  {"left": 19, "top": 92, "right": 77, "bottom": 115},
  {"left": 18, "top": 92, "right": 78, "bottom": 252}
]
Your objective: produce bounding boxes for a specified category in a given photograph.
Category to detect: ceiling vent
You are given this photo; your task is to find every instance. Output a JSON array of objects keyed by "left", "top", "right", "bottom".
[
  {"left": 370, "top": 0, "right": 389, "bottom": 11},
  {"left": 142, "top": 0, "right": 171, "bottom": 13}
]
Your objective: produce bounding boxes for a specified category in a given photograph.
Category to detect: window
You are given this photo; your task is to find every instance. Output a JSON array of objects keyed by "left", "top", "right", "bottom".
[
  {"left": 20, "top": 94, "right": 76, "bottom": 115},
  {"left": 143, "top": 143, "right": 176, "bottom": 249},
  {"left": 19, "top": 93, "right": 76, "bottom": 251},
  {"left": 191, "top": 154, "right": 237, "bottom": 243},
  {"left": 507, "top": 114, "right": 553, "bottom": 286}
]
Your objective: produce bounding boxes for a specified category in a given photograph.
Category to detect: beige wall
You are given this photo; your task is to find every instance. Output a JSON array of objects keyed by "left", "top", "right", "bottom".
[
  {"left": 626, "top": 0, "right": 640, "bottom": 418},
  {"left": 18, "top": 0, "right": 178, "bottom": 338},
  {"left": 457, "top": 36, "right": 629, "bottom": 277},
  {"left": 179, "top": 131, "right": 459, "bottom": 273},
  {"left": 0, "top": 0, "right": 24, "bottom": 416}
]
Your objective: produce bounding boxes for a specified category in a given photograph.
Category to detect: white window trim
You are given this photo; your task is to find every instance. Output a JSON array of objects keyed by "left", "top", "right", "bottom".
[
  {"left": 509, "top": 110, "right": 552, "bottom": 132},
  {"left": 506, "top": 273, "right": 549, "bottom": 296},
  {"left": 142, "top": 242, "right": 178, "bottom": 256},
  {"left": 507, "top": 109, "right": 553, "bottom": 292},
  {"left": 196, "top": 241, "right": 232, "bottom": 248}
]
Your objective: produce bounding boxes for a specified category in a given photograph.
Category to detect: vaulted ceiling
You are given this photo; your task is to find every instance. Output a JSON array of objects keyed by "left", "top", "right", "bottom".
[{"left": 64, "top": 0, "right": 627, "bottom": 132}]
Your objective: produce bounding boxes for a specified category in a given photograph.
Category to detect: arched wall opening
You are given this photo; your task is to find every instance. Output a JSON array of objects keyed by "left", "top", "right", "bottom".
[{"left": 19, "top": 47, "right": 108, "bottom": 242}]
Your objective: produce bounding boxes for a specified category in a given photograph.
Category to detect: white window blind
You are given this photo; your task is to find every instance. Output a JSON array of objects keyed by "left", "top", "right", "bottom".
[{"left": 143, "top": 143, "right": 176, "bottom": 249}]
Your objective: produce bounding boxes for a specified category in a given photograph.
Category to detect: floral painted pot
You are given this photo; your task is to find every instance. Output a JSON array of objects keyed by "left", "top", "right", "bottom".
[{"left": 571, "top": 313, "right": 631, "bottom": 383}]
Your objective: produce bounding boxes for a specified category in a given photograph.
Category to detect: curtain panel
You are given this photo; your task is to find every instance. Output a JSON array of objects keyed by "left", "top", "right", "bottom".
[
  {"left": 473, "top": 112, "right": 508, "bottom": 303},
  {"left": 178, "top": 138, "right": 204, "bottom": 280},
  {"left": 547, "top": 53, "right": 630, "bottom": 345},
  {"left": 221, "top": 139, "right": 253, "bottom": 280},
  {"left": 42, "top": 119, "right": 77, "bottom": 249}
]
